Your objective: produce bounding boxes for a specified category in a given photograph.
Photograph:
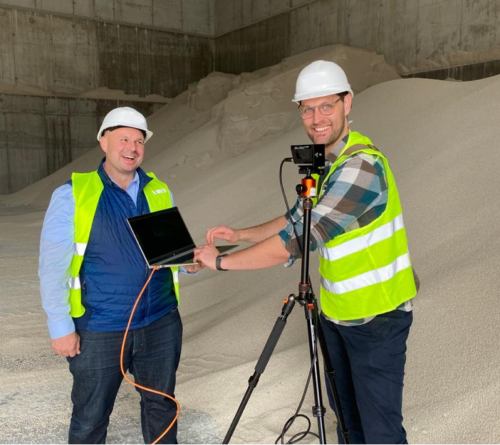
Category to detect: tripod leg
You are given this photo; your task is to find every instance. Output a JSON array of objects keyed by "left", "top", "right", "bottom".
[
  {"left": 303, "top": 302, "right": 328, "bottom": 444},
  {"left": 316, "top": 315, "right": 350, "bottom": 444},
  {"left": 223, "top": 297, "right": 296, "bottom": 444}
]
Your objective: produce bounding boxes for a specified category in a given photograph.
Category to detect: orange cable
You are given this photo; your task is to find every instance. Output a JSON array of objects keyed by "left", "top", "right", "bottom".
[{"left": 120, "top": 266, "right": 181, "bottom": 444}]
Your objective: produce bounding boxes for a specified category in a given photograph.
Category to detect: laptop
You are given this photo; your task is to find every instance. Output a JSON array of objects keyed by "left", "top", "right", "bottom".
[{"left": 127, "top": 207, "right": 237, "bottom": 268}]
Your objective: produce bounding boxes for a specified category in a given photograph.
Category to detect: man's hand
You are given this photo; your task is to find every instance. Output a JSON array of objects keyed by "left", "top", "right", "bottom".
[
  {"left": 52, "top": 332, "right": 81, "bottom": 358},
  {"left": 206, "top": 225, "right": 239, "bottom": 244},
  {"left": 194, "top": 245, "right": 221, "bottom": 271},
  {"left": 183, "top": 262, "right": 204, "bottom": 273}
]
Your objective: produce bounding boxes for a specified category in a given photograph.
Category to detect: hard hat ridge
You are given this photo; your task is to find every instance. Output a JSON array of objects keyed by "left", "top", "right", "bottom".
[
  {"left": 97, "top": 107, "right": 153, "bottom": 142},
  {"left": 293, "top": 60, "right": 353, "bottom": 103}
]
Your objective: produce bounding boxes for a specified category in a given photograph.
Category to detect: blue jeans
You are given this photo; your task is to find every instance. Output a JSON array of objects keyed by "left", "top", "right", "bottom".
[
  {"left": 321, "top": 309, "right": 413, "bottom": 444},
  {"left": 67, "top": 309, "right": 182, "bottom": 444}
]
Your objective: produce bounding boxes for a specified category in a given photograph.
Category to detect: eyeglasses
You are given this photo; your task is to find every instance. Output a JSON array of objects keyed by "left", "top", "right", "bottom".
[{"left": 299, "top": 96, "right": 344, "bottom": 119}]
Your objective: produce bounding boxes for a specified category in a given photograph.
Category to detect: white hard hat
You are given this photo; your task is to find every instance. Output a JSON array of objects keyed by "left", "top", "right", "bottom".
[
  {"left": 292, "top": 60, "right": 353, "bottom": 103},
  {"left": 96, "top": 107, "right": 153, "bottom": 142}
]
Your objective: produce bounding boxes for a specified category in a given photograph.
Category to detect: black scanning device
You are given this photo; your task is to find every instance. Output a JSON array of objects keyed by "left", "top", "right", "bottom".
[{"left": 290, "top": 144, "right": 326, "bottom": 175}]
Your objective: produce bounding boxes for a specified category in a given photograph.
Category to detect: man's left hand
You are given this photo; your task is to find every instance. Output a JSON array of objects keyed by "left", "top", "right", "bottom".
[
  {"left": 183, "top": 262, "right": 204, "bottom": 273},
  {"left": 193, "top": 244, "right": 220, "bottom": 271}
]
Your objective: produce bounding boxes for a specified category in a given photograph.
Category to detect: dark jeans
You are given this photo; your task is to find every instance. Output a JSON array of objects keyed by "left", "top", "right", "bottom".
[
  {"left": 67, "top": 309, "right": 182, "bottom": 444},
  {"left": 321, "top": 309, "right": 413, "bottom": 444}
]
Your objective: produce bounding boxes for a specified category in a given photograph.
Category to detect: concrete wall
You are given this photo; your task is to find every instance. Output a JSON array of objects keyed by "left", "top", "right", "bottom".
[
  {"left": 0, "top": 2, "right": 214, "bottom": 194},
  {"left": 214, "top": 0, "right": 500, "bottom": 75},
  {"left": 3, "top": 0, "right": 500, "bottom": 194},
  {"left": 0, "top": 95, "right": 163, "bottom": 193},
  {"left": 0, "top": 0, "right": 214, "bottom": 35},
  {"left": 0, "top": 6, "right": 212, "bottom": 98}
]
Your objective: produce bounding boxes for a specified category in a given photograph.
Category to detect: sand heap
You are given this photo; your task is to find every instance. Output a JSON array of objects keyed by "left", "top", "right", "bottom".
[{"left": 0, "top": 44, "right": 499, "bottom": 444}]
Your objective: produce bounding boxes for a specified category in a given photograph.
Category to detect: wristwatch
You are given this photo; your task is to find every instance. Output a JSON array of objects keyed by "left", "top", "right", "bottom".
[{"left": 216, "top": 254, "right": 229, "bottom": 271}]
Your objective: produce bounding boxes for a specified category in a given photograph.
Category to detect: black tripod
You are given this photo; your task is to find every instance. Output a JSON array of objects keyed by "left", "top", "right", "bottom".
[{"left": 223, "top": 170, "right": 350, "bottom": 444}]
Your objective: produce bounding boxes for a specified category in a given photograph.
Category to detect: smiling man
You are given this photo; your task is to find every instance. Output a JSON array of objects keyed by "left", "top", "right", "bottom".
[
  {"left": 39, "top": 107, "right": 192, "bottom": 444},
  {"left": 194, "top": 61, "right": 418, "bottom": 444}
]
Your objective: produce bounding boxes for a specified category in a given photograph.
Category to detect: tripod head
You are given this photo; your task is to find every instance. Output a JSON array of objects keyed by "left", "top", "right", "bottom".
[{"left": 296, "top": 173, "right": 317, "bottom": 198}]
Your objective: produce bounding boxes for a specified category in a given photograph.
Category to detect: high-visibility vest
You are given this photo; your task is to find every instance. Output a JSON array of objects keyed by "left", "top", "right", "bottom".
[
  {"left": 69, "top": 171, "right": 179, "bottom": 318},
  {"left": 314, "top": 131, "right": 417, "bottom": 320}
]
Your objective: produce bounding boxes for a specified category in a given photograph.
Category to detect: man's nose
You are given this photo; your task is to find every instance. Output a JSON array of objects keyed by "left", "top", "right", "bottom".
[{"left": 312, "top": 107, "right": 324, "bottom": 123}]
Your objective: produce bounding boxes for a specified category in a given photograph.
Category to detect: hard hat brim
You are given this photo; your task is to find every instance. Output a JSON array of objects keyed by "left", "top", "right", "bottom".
[
  {"left": 97, "top": 127, "right": 153, "bottom": 142},
  {"left": 292, "top": 88, "right": 354, "bottom": 104}
]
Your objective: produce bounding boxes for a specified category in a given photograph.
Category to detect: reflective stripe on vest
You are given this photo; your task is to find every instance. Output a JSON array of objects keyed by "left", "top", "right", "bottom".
[
  {"left": 69, "top": 171, "right": 179, "bottom": 318},
  {"left": 317, "top": 131, "right": 417, "bottom": 320}
]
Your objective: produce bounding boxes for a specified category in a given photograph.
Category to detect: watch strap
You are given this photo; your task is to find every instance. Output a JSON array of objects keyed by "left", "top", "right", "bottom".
[{"left": 216, "top": 254, "right": 229, "bottom": 271}]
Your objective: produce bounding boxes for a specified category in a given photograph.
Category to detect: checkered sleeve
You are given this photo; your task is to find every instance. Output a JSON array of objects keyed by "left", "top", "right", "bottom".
[{"left": 279, "top": 153, "right": 388, "bottom": 259}]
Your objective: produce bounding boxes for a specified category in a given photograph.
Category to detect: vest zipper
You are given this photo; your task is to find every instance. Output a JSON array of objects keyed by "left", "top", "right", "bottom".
[{"left": 144, "top": 263, "right": 150, "bottom": 321}]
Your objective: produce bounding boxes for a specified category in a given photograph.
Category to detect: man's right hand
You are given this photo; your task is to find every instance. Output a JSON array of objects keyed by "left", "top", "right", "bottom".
[
  {"left": 206, "top": 225, "right": 239, "bottom": 244},
  {"left": 52, "top": 332, "right": 81, "bottom": 357}
]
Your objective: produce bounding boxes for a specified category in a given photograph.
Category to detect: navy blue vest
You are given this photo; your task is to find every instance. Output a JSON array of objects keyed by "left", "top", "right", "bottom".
[{"left": 73, "top": 161, "right": 177, "bottom": 332}]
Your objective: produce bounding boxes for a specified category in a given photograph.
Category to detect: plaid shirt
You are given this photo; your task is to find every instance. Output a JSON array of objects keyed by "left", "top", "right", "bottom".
[{"left": 279, "top": 135, "right": 412, "bottom": 326}]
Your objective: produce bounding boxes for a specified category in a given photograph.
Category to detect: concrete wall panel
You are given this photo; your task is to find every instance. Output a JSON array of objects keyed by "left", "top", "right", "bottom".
[
  {"left": 5, "top": 109, "right": 46, "bottom": 192},
  {"left": 459, "top": 0, "right": 497, "bottom": 51},
  {"left": 216, "top": 0, "right": 289, "bottom": 35},
  {"left": 0, "top": 0, "right": 36, "bottom": 8},
  {"left": 93, "top": 0, "right": 116, "bottom": 22},
  {"left": 153, "top": 0, "right": 182, "bottom": 30},
  {"left": 344, "top": 0, "right": 382, "bottom": 53},
  {"left": 50, "top": 16, "right": 89, "bottom": 93},
  {"left": 45, "top": 118, "right": 72, "bottom": 177},
  {"left": 12, "top": 11, "right": 52, "bottom": 91},
  {"left": 340, "top": 0, "right": 464, "bottom": 69},
  {"left": 290, "top": 0, "right": 343, "bottom": 56},
  {"left": 68, "top": 99, "right": 98, "bottom": 169},
  {"left": 291, "top": 0, "right": 311, "bottom": 7},
  {"left": 0, "top": 9, "right": 16, "bottom": 84},
  {"left": 119, "top": 26, "right": 142, "bottom": 94},
  {"left": 96, "top": 21, "right": 211, "bottom": 97},
  {"left": 120, "top": 0, "right": 153, "bottom": 26},
  {"left": 215, "top": 0, "right": 243, "bottom": 35},
  {"left": 270, "top": 0, "right": 290, "bottom": 16},
  {"left": 415, "top": 0, "right": 462, "bottom": 66},
  {"left": 0, "top": 111, "right": 9, "bottom": 192},
  {"left": 74, "top": 19, "right": 98, "bottom": 91},
  {"left": 182, "top": 0, "right": 212, "bottom": 34},
  {"left": 38, "top": 0, "right": 74, "bottom": 15},
  {"left": 150, "top": 31, "right": 176, "bottom": 96},
  {"left": 73, "top": 0, "right": 93, "bottom": 18},
  {"left": 215, "top": 13, "right": 288, "bottom": 74},
  {"left": 248, "top": 0, "right": 271, "bottom": 23},
  {"left": 69, "top": 114, "right": 98, "bottom": 160}
]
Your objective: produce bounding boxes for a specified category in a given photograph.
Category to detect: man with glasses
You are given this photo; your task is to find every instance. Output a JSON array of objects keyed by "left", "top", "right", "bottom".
[{"left": 195, "top": 60, "right": 417, "bottom": 444}]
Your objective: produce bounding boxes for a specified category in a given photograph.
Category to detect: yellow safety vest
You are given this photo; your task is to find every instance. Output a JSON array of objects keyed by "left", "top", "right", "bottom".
[
  {"left": 314, "top": 131, "right": 417, "bottom": 320},
  {"left": 69, "top": 171, "right": 179, "bottom": 318}
]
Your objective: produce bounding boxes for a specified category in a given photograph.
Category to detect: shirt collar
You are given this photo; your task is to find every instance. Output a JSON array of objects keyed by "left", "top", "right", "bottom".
[
  {"left": 97, "top": 157, "right": 150, "bottom": 191},
  {"left": 325, "top": 133, "right": 350, "bottom": 164}
]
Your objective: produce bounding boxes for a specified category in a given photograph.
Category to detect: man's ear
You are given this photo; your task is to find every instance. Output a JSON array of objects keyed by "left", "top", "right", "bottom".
[
  {"left": 343, "top": 93, "right": 353, "bottom": 116},
  {"left": 99, "top": 136, "right": 107, "bottom": 154}
]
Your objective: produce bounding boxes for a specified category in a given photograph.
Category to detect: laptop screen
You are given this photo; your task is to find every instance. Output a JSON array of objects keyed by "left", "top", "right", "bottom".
[{"left": 127, "top": 207, "right": 196, "bottom": 265}]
